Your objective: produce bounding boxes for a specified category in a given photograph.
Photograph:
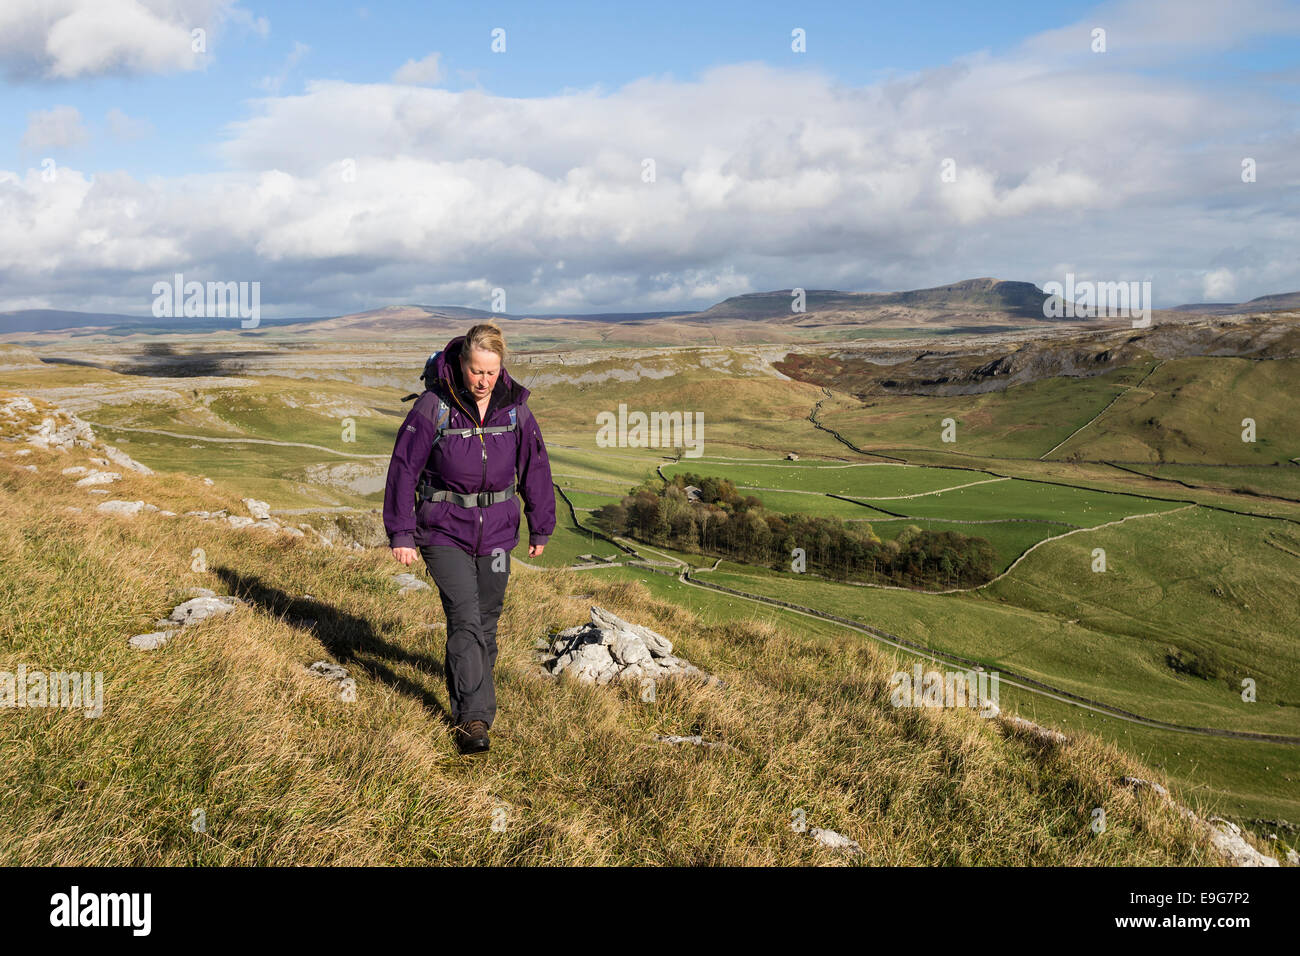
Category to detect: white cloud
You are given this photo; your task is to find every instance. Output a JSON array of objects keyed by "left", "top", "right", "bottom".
[
  {"left": 1202, "top": 268, "right": 1237, "bottom": 301},
  {"left": 21, "top": 106, "right": 89, "bottom": 150},
  {"left": 0, "top": 0, "right": 1297, "bottom": 315},
  {"left": 392, "top": 52, "right": 443, "bottom": 86},
  {"left": 0, "top": 0, "right": 260, "bottom": 80}
]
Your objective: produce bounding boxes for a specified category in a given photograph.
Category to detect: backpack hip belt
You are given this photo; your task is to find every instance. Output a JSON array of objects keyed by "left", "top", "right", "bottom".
[{"left": 417, "top": 479, "right": 517, "bottom": 508}]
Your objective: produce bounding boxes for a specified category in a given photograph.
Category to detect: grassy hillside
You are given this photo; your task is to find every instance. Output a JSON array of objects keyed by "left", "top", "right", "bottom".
[
  {"left": 0, "top": 398, "right": 1243, "bottom": 865},
  {"left": 1045, "top": 358, "right": 1300, "bottom": 465},
  {"left": 4, "top": 326, "right": 1297, "bottom": 861},
  {"left": 592, "top": 563, "right": 1300, "bottom": 823}
]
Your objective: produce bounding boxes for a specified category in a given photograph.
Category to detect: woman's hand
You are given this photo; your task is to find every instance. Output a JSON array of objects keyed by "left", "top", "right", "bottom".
[
  {"left": 392, "top": 546, "right": 418, "bottom": 566},
  {"left": 528, "top": 543, "right": 545, "bottom": 557}
]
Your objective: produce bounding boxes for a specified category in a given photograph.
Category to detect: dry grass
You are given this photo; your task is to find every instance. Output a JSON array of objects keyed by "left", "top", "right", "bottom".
[{"left": 0, "top": 410, "right": 1223, "bottom": 865}]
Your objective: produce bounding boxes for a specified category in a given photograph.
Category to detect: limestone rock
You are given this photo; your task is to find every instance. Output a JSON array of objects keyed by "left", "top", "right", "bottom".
[
  {"left": 810, "top": 827, "right": 862, "bottom": 855},
  {"left": 653, "top": 734, "right": 731, "bottom": 750},
  {"left": 1205, "top": 817, "right": 1279, "bottom": 868},
  {"left": 306, "top": 660, "right": 357, "bottom": 702},
  {"left": 1, "top": 395, "right": 38, "bottom": 416},
  {"left": 999, "top": 714, "right": 1067, "bottom": 745},
  {"left": 75, "top": 470, "right": 121, "bottom": 486},
  {"left": 591, "top": 605, "right": 674, "bottom": 656},
  {"left": 392, "top": 572, "right": 431, "bottom": 594},
  {"left": 129, "top": 630, "right": 179, "bottom": 650},
  {"left": 97, "top": 499, "right": 146, "bottom": 516},
  {"left": 167, "top": 595, "right": 246, "bottom": 626},
  {"left": 2, "top": 394, "right": 151, "bottom": 473},
  {"left": 1122, "top": 777, "right": 1279, "bottom": 867},
  {"left": 242, "top": 497, "right": 272, "bottom": 520},
  {"left": 539, "top": 605, "right": 718, "bottom": 687},
  {"left": 102, "top": 444, "right": 152, "bottom": 474}
]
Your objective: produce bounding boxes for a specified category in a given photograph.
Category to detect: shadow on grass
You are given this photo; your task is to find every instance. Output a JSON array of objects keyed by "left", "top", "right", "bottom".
[{"left": 211, "top": 564, "right": 453, "bottom": 729}]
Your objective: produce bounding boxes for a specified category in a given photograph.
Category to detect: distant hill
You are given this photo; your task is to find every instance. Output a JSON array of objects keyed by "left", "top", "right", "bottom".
[
  {"left": 681, "top": 278, "right": 1051, "bottom": 323},
  {"left": 1171, "top": 292, "right": 1300, "bottom": 315},
  {"left": 6, "top": 275, "right": 1259, "bottom": 346},
  {"left": 0, "top": 308, "right": 325, "bottom": 335},
  {"left": 0, "top": 278, "right": 1053, "bottom": 338}
]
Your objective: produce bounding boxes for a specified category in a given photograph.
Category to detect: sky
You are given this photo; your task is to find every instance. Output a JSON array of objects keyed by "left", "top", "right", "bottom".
[{"left": 1, "top": 0, "right": 1298, "bottom": 319}]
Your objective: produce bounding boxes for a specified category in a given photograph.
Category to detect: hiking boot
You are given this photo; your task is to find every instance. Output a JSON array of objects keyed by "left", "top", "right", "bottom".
[{"left": 454, "top": 719, "right": 490, "bottom": 754}]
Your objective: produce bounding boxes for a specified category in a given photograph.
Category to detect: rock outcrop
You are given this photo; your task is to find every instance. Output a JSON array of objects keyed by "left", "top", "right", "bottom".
[
  {"left": 538, "top": 606, "right": 720, "bottom": 686},
  {"left": 128, "top": 588, "right": 247, "bottom": 650},
  {"left": 2, "top": 393, "right": 151, "bottom": 473},
  {"left": 305, "top": 661, "right": 357, "bottom": 702},
  {"left": 1118, "top": 778, "right": 1281, "bottom": 867}
]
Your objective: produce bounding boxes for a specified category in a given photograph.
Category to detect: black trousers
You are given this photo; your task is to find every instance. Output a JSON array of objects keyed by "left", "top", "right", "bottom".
[{"left": 419, "top": 544, "right": 510, "bottom": 728}]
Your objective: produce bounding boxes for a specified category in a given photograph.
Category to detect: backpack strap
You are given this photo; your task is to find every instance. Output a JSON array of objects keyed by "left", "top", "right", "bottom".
[
  {"left": 437, "top": 404, "right": 518, "bottom": 438},
  {"left": 430, "top": 398, "right": 451, "bottom": 448}
]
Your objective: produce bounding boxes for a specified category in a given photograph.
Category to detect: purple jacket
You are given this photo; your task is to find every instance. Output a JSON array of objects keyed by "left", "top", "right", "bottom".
[{"left": 383, "top": 334, "right": 555, "bottom": 555}]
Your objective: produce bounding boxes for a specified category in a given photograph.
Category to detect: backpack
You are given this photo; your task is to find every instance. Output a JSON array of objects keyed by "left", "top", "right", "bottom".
[{"left": 400, "top": 351, "right": 442, "bottom": 402}]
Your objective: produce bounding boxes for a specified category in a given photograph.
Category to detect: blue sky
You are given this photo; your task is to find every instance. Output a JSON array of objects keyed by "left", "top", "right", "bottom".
[
  {"left": 2, "top": 0, "right": 1298, "bottom": 317},
  {"left": 5, "top": 1, "right": 1126, "bottom": 178}
]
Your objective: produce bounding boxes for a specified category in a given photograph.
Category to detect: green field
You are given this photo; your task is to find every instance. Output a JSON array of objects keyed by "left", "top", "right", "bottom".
[{"left": 5, "top": 337, "right": 1298, "bottom": 827}]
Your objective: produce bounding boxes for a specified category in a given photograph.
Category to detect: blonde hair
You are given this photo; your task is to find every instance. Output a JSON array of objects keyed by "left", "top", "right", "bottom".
[{"left": 463, "top": 322, "right": 507, "bottom": 365}]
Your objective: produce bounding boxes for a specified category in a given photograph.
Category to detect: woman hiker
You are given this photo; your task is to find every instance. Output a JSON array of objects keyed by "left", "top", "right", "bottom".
[{"left": 383, "top": 322, "right": 555, "bottom": 754}]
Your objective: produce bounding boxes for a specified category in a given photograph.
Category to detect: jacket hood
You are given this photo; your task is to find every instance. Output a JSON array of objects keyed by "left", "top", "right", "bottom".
[{"left": 432, "top": 334, "right": 530, "bottom": 407}]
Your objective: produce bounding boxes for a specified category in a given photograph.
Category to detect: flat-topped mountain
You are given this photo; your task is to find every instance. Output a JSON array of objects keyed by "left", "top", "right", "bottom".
[{"left": 684, "top": 278, "right": 1052, "bottom": 322}]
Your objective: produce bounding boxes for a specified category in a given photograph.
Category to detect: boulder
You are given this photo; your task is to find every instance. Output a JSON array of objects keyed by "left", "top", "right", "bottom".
[
  {"left": 591, "top": 605, "right": 674, "bottom": 656},
  {"left": 167, "top": 595, "right": 246, "bottom": 627},
  {"left": 539, "top": 605, "right": 719, "bottom": 687},
  {"left": 242, "top": 497, "right": 272, "bottom": 520}
]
